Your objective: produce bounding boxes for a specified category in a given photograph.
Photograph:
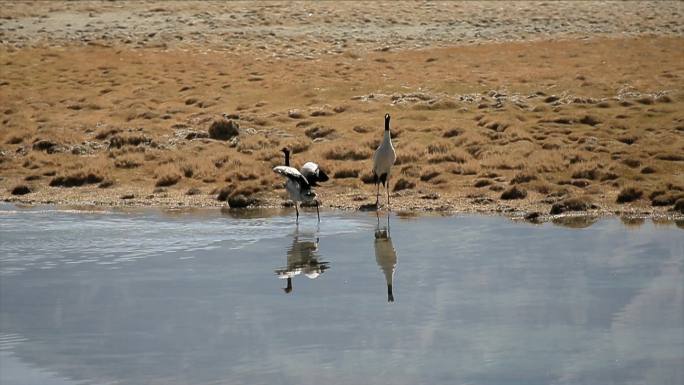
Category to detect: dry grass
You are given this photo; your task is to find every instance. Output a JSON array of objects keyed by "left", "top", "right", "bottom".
[
  {"left": 333, "top": 168, "right": 359, "bottom": 179},
  {"left": 324, "top": 146, "right": 371, "bottom": 161},
  {"left": 0, "top": 33, "right": 682, "bottom": 215}
]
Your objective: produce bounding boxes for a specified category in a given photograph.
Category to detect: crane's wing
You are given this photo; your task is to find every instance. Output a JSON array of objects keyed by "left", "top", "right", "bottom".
[
  {"left": 273, "top": 166, "right": 310, "bottom": 188},
  {"left": 300, "top": 162, "right": 329, "bottom": 186}
]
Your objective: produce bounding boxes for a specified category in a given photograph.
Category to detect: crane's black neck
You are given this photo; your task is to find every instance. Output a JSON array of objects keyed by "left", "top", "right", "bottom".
[
  {"left": 384, "top": 113, "right": 391, "bottom": 131},
  {"left": 283, "top": 150, "right": 290, "bottom": 166}
]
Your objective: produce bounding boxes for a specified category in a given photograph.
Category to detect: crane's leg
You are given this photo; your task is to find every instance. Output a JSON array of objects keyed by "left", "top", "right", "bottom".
[
  {"left": 386, "top": 175, "right": 391, "bottom": 210},
  {"left": 295, "top": 203, "right": 299, "bottom": 223},
  {"left": 376, "top": 182, "right": 380, "bottom": 208},
  {"left": 316, "top": 201, "right": 320, "bottom": 222}
]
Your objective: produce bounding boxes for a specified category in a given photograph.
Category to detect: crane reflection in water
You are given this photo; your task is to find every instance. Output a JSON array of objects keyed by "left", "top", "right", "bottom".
[
  {"left": 374, "top": 211, "right": 397, "bottom": 302},
  {"left": 274, "top": 227, "right": 330, "bottom": 293}
]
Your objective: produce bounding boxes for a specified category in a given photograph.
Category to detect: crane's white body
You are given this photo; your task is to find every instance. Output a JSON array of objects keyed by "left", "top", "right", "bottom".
[
  {"left": 372, "top": 114, "right": 397, "bottom": 208},
  {"left": 373, "top": 130, "right": 396, "bottom": 179}
]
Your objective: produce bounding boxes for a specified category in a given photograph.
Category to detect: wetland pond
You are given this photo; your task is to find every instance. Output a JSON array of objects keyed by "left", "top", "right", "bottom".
[{"left": 0, "top": 204, "right": 682, "bottom": 385}]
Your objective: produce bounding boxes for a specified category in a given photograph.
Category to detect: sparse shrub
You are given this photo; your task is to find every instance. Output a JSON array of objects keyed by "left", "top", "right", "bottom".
[
  {"left": 216, "top": 183, "right": 260, "bottom": 206},
  {"left": 156, "top": 174, "right": 180, "bottom": 187},
  {"left": 674, "top": 199, "right": 684, "bottom": 214},
  {"left": 310, "top": 109, "right": 332, "bottom": 117},
  {"left": 474, "top": 179, "right": 492, "bottom": 188},
  {"left": 443, "top": 128, "right": 462, "bottom": 138},
  {"left": 394, "top": 166, "right": 417, "bottom": 180},
  {"left": 578, "top": 115, "right": 601, "bottom": 126},
  {"left": 288, "top": 109, "right": 303, "bottom": 119},
  {"left": 214, "top": 155, "right": 230, "bottom": 168},
  {"left": 181, "top": 164, "right": 194, "bottom": 178},
  {"left": 616, "top": 187, "right": 643, "bottom": 203},
  {"left": 426, "top": 141, "right": 452, "bottom": 154},
  {"left": 452, "top": 162, "right": 479, "bottom": 175},
  {"left": 618, "top": 136, "right": 636, "bottom": 145},
  {"left": 288, "top": 140, "right": 310, "bottom": 154},
  {"left": 655, "top": 153, "right": 684, "bottom": 161},
  {"left": 600, "top": 172, "right": 619, "bottom": 181},
  {"left": 393, "top": 178, "right": 415, "bottom": 192},
  {"left": 501, "top": 186, "right": 527, "bottom": 200},
  {"left": 235, "top": 172, "right": 258, "bottom": 181},
  {"left": 571, "top": 179, "right": 590, "bottom": 188},
  {"left": 640, "top": 166, "right": 656, "bottom": 174},
  {"left": 208, "top": 119, "right": 239, "bottom": 140},
  {"left": 50, "top": 171, "right": 104, "bottom": 187},
  {"left": 305, "top": 126, "right": 335, "bottom": 139},
  {"left": 6, "top": 136, "right": 24, "bottom": 144},
  {"left": 366, "top": 139, "right": 381, "bottom": 150},
  {"left": 108, "top": 134, "right": 152, "bottom": 149},
  {"left": 228, "top": 194, "right": 258, "bottom": 208},
  {"left": 510, "top": 173, "right": 537, "bottom": 185},
  {"left": 651, "top": 192, "right": 683, "bottom": 206},
  {"left": 216, "top": 186, "right": 232, "bottom": 201},
  {"left": 528, "top": 180, "right": 554, "bottom": 195},
  {"left": 550, "top": 196, "right": 592, "bottom": 214},
  {"left": 622, "top": 158, "right": 641, "bottom": 168},
  {"left": 420, "top": 171, "right": 440, "bottom": 182},
  {"left": 98, "top": 180, "right": 114, "bottom": 188},
  {"left": 571, "top": 168, "right": 600, "bottom": 180},
  {"left": 360, "top": 172, "right": 375, "bottom": 184},
  {"left": 114, "top": 156, "right": 142, "bottom": 169},
  {"left": 11, "top": 185, "right": 31, "bottom": 195},
  {"left": 32, "top": 139, "right": 58, "bottom": 153},
  {"left": 95, "top": 128, "right": 121, "bottom": 140},
  {"left": 155, "top": 165, "right": 182, "bottom": 187}
]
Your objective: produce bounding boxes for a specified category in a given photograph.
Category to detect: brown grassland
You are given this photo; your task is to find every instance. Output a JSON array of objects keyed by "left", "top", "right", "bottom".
[{"left": 1, "top": 1, "right": 683, "bottom": 218}]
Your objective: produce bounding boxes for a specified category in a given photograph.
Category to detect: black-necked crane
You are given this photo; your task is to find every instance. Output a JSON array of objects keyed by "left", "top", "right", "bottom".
[
  {"left": 372, "top": 113, "right": 397, "bottom": 209},
  {"left": 273, "top": 148, "right": 323, "bottom": 222}
]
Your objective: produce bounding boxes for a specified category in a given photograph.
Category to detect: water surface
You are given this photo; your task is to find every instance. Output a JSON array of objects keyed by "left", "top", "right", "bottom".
[{"left": 1, "top": 205, "right": 682, "bottom": 385}]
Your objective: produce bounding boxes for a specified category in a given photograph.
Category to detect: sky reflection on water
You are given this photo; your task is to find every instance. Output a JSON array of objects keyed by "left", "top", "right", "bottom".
[{"left": 0, "top": 205, "right": 682, "bottom": 385}]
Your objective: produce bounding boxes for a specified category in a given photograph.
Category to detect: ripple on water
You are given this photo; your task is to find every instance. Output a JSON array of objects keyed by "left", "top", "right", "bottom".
[
  {"left": 0, "top": 333, "right": 28, "bottom": 351},
  {"left": 0, "top": 207, "right": 369, "bottom": 276}
]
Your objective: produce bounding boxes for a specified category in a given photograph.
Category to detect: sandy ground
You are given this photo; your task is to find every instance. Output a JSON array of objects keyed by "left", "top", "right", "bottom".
[{"left": 1, "top": 1, "right": 683, "bottom": 220}]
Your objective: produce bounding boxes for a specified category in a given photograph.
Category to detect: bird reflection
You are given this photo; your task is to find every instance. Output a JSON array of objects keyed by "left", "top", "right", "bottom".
[
  {"left": 374, "top": 212, "right": 397, "bottom": 302},
  {"left": 274, "top": 227, "right": 329, "bottom": 294}
]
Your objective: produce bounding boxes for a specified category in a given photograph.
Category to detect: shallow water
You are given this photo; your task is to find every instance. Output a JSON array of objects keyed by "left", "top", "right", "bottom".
[{"left": 0, "top": 204, "right": 682, "bottom": 385}]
